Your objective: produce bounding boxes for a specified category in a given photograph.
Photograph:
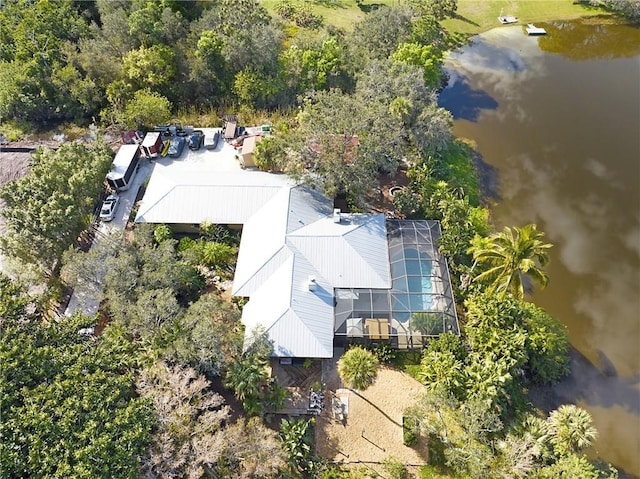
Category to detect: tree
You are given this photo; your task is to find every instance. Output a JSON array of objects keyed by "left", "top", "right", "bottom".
[
  {"left": 350, "top": 6, "right": 413, "bottom": 64},
  {"left": 410, "top": 0, "right": 458, "bottom": 20},
  {"left": 0, "top": 0, "right": 93, "bottom": 123},
  {"left": 224, "top": 359, "right": 268, "bottom": 401},
  {"left": 216, "top": 417, "right": 287, "bottom": 478},
  {"left": 121, "top": 44, "right": 177, "bottom": 92},
  {"left": 280, "top": 418, "right": 314, "bottom": 473},
  {"left": 547, "top": 405, "right": 598, "bottom": 457},
  {"left": 468, "top": 224, "right": 553, "bottom": 300},
  {"left": 119, "top": 88, "right": 172, "bottom": 129},
  {"left": 233, "top": 68, "right": 279, "bottom": 108},
  {"left": 0, "top": 302, "right": 154, "bottom": 478},
  {"left": 165, "top": 292, "right": 243, "bottom": 376},
  {"left": 464, "top": 291, "right": 570, "bottom": 387},
  {"left": 418, "top": 333, "right": 467, "bottom": 398},
  {"left": 280, "top": 36, "right": 346, "bottom": 93},
  {"left": 0, "top": 142, "right": 113, "bottom": 277},
  {"left": 337, "top": 346, "right": 379, "bottom": 390},
  {"left": 520, "top": 301, "right": 570, "bottom": 385},
  {"left": 533, "top": 453, "right": 617, "bottom": 479},
  {"left": 137, "top": 361, "right": 231, "bottom": 478},
  {"left": 391, "top": 42, "right": 443, "bottom": 89},
  {"left": 405, "top": 391, "right": 500, "bottom": 476}
]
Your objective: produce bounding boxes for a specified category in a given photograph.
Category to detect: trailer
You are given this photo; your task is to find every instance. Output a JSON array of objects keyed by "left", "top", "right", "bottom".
[
  {"left": 141, "top": 132, "right": 164, "bottom": 158},
  {"left": 106, "top": 144, "right": 141, "bottom": 191}
]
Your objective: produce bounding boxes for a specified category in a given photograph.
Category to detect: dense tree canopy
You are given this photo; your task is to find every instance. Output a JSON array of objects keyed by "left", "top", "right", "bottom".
[
  {"left": 0, "top": 142, "right": 113, "bottom": 276},
  {"left": 0, "top": 274, "right": 154, "bottom": 478}
]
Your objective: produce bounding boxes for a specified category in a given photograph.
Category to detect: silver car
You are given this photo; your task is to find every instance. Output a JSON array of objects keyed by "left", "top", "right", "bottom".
[{"left": 99, "top": 194, "right": 120, "bottom": 222}]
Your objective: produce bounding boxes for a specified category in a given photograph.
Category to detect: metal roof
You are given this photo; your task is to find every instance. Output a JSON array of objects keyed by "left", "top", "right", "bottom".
[
  {"left": 234, "top": 189, "right": 390, "bottom": 358},
  {"left": 135, "top": 169, "right": 293, "bottom": 225},
  {"left": 240, "top": 248, "right": 336, "bottom": 358},
  {"left": 288, "top": 214, "right": 391, "bottom": 289},
  {"left": 232, "top": 185, "right": 333, "bottom": 296}
]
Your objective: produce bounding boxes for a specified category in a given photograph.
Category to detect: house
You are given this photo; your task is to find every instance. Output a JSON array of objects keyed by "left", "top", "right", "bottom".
[
  {"left": 233, "top": 186, "right": 459, "bottom": 358},
  {"left": 135, "top": 137, "right": 459, "bottom": 358}
]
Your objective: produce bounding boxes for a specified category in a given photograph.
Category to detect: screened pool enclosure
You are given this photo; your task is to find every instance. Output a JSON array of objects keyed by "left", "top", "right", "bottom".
[{"left": 334, "top": 220, "right": 459, "bottom": 349}]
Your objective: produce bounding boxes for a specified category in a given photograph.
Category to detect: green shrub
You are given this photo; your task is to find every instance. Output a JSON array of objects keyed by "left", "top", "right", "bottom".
[
  {"left": 371, "top": 343, "right": 397, "bottom": 364},
  {"left": 178, "top": 236, "right": 196, "bottom": 252},
  {"left": 403, "top": 416, "right": 419, "bottom": 446},
  {"left": 383, "top": 457, "right": 411, "bottom": 479},
  {"left": 153, "top": 224, "right": 173, "bottom": 244},
  {"left": 275, "top": 0, "right": 296, "bottom": 19},
  {"left": 274, "top": 0, "right": 323, "bottom": 29}
]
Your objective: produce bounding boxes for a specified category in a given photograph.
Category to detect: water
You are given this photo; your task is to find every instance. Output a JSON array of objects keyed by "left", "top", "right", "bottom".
[{"left": 438, "top": 20, "right": 640, "bottom": 476}]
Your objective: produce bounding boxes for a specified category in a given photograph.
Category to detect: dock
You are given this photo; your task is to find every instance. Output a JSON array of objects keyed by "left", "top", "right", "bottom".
[
  {"left": 498, "top": 15, "right": 518, "bottom": 24},
  {"left": 526, "top": 24, "right": 547, "bottom": 35}
]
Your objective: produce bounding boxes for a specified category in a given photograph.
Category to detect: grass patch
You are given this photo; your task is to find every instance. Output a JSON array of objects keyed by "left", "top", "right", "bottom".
[
  {"left": 262, "top": 0, "right": 611, "bottom": 34},
  {"left": 442, "top": 0, "right": 613, "bottom": 35},
  {"left": 262, "top": 0, "right": 395, "bottom": 31}
]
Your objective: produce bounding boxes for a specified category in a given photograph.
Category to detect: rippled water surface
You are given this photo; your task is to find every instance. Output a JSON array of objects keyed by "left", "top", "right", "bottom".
[{"left": 439, "top": 20, "right": 640, "bottom": 476}]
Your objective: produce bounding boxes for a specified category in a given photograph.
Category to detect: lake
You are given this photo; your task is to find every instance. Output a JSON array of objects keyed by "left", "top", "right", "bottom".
[{"left": 438, "top": 19, "right": 640, "bottom": 477}]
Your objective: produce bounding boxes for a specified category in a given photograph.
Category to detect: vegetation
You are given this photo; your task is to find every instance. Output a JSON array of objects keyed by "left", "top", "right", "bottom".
[
  {"left": 1, "top": 142, "right": 112, "bottom": 278},
  {"left": 0, "top": 0, "right": 625, "bottom": 477},
  {"left": 337, "top": 346, "right": 380, "bottom": 390},
  {"left": 468, "top": 224, "right": 553, "bottom": 300},
  {"left": 0, "top": 274, "right": 154, "bottom": 478}
]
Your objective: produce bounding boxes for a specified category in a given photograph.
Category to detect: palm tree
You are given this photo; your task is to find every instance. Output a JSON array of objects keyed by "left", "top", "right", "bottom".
[
  {"left": 337, "top": 346, "right": 379, "bottom": 390},
  {"left": 547, "top": 404, "right": 598, "bottom": 456},
  {"left": 468, "top": 224, "right": 552, "bottom": 300},
  {"left": 224, "top": 357, "right": 268, "bottom": 402}
]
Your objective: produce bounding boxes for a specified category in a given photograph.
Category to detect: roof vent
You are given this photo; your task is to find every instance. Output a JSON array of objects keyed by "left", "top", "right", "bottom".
[
  {"left": 308, "top": 276, "right": 317, "bottom": 292},
  {"left": 333, "top": 208, "right": 341, "bottom": 223}
]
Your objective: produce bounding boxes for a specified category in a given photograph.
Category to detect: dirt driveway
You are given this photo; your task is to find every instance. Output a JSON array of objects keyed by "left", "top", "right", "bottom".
[{"left": 315, "top": 366, "right": 428, "bottom": 474}]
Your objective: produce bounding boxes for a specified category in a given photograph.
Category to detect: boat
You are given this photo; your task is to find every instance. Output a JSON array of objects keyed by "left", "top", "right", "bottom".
[{"left": 526, "top": 24, "right": 547, "bottom": 35}]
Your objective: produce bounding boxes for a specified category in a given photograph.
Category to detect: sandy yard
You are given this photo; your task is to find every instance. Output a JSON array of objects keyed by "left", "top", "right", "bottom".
[{"left": 316, "top": 366, "right": 429, "bottom": 473}]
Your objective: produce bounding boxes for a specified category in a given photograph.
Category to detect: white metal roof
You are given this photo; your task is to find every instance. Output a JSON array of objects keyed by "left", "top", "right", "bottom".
[
  {"left": 234, "top": 188, "right": 391, "bottom": 358},
  {"left": 232, "top": 185, "right": 333, "bottom": 296},
  {"left": 288, "top": 214, "right": 390, "bottom": 289},
  {"left": 135, "top": 168, "right": 293, "bottom": 225},
  {"left": 240, "top": 248, "right": 336, "bottom": 358}
]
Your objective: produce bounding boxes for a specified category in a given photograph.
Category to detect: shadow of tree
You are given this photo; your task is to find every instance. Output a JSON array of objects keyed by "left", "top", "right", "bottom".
[
  {"left": 528, "top": 347, "right": 640, "bottom": 416},
  {"left": 357, "top": 2, "right": 384, "bottom": 13},
  {"left": 350, "top": 388, "right": 403, "bottom": 428},
  {"left": 452, "top": 12, "right": 479, "bottom": 26},
  {"left": 471, "top": 150, "right": 501, "bottom": 203}
]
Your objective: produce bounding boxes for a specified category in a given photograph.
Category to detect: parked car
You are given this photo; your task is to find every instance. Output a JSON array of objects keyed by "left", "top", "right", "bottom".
[
  {"left": 99, "top": 194, "right": 120, "bottom": 222},
  {"left": 204, "top": 130, "right": 220, "bottom": 150},
  {"left": 189, "top": 130, "right": 204, "bottom": 150},
  {"left": 168, "top": 137, "right": 186, "bottom": 158}
]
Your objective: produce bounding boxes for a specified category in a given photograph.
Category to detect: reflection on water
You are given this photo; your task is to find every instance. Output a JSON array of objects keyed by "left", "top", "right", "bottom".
[
  {"left": 439, "top": 20, "right": 640, "bottom": 477},
  {"left": 539, "top": 20, "right": 640, "bottom": 60}
]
